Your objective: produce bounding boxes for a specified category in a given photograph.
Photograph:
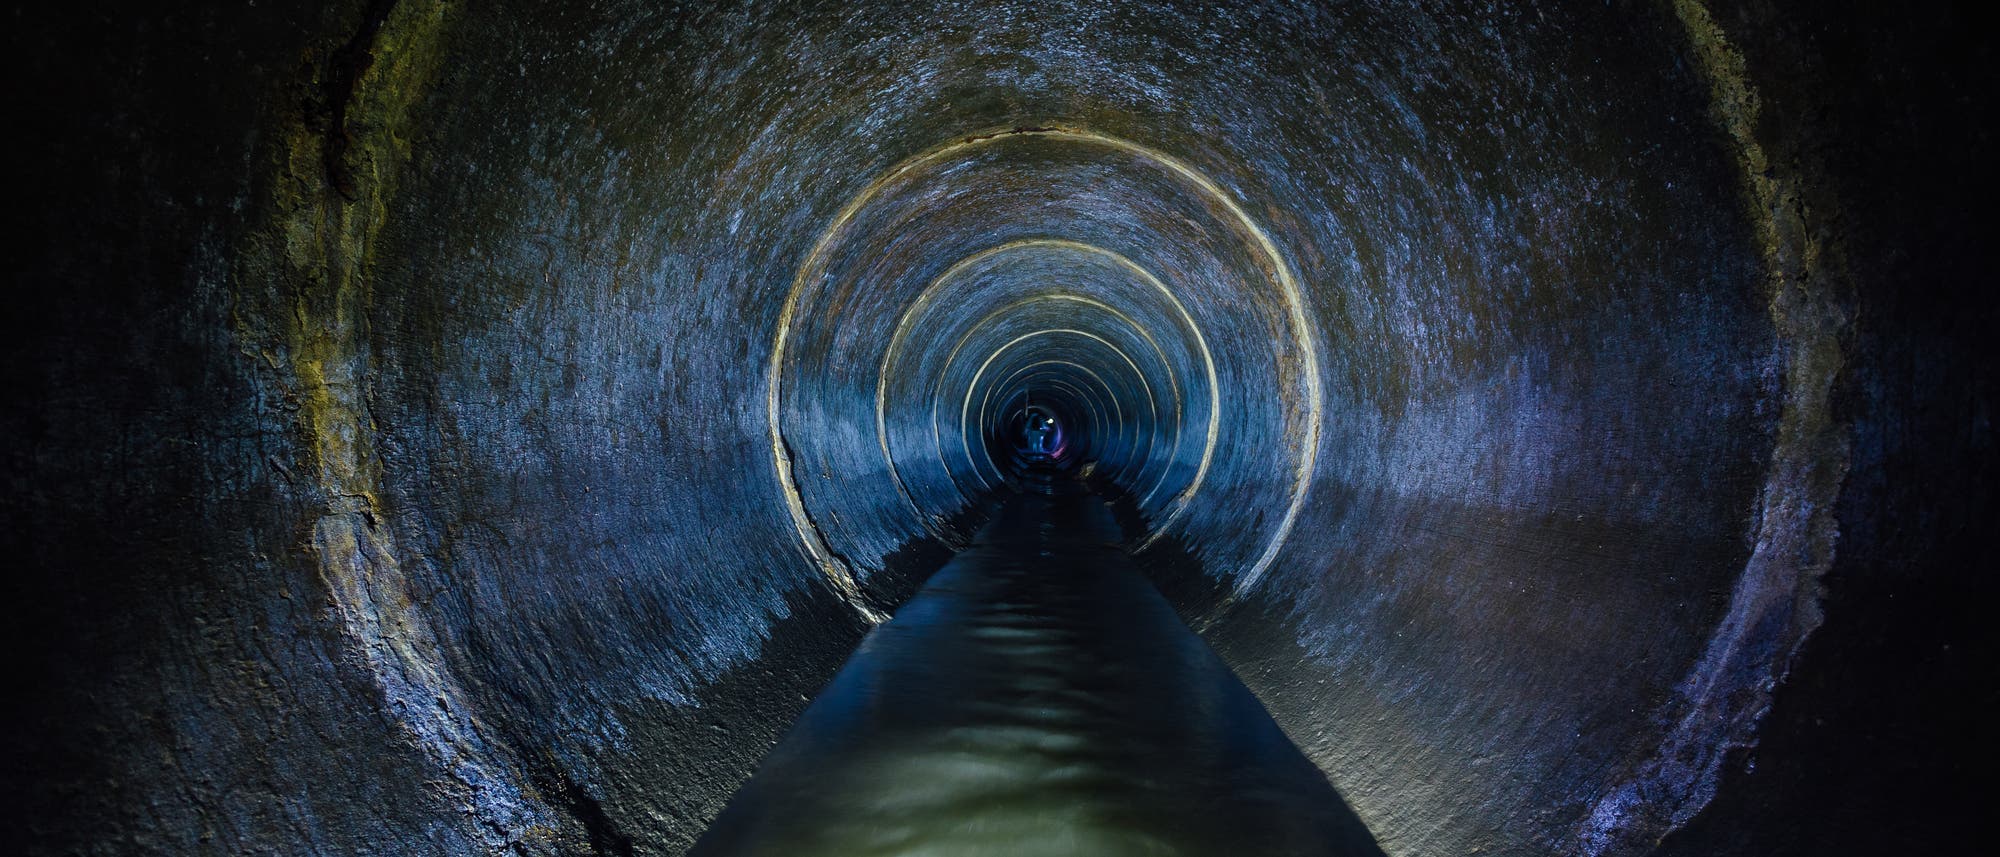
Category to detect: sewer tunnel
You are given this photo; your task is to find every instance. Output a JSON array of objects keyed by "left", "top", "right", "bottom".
[{"left": 6, "top": 1, "right": 1992, "bottom": 855}]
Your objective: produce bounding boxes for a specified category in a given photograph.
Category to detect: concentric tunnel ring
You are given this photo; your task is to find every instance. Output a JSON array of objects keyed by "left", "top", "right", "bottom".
[
  {"left": 877, "top": 239, "right": 1216, "bottom": 541},
  {"left": 918, "top": 282, "right": 1193, "bottom": 510},
  {"left": 771, "top": 126, "right": 1324, "bottom": 609},
  {"left": 978, "top": 359, "right": 1140, "bottom": 480},
  {"left": 956, "top": 329, "right": 1158, "bottom": 491},
  {"left": 923, "top": 297, "right": 1176, "bottom": 504}
]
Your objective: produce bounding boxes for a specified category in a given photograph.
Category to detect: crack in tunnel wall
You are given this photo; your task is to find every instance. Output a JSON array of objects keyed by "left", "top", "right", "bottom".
[{"left": 11, "top": 0, "right": 1987, "bottom": 854}]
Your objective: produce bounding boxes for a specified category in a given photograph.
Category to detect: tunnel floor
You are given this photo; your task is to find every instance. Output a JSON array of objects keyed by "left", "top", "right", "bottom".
[{"left": 690, "top": 473, "right": 1384, "bottom": 856}]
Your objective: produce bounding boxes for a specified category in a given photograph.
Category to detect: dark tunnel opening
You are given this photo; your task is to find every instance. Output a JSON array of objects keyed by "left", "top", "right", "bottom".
[{"left": 4, "top": 0, "right": 1994, "bottom": 854}]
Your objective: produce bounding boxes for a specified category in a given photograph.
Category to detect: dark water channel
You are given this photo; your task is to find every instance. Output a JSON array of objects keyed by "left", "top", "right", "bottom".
[{"left": 691, "top": 475, "right": 1384, "bottom": 856}]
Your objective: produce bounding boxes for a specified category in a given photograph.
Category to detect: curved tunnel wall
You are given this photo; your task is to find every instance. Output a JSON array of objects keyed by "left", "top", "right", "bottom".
[{"left": 12, "top": 0, "right": 1989, "bottom": 855}]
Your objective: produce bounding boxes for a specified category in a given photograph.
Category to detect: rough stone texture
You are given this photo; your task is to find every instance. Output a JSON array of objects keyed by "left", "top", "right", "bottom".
[{"left": 4, "top": 0, "right": 1988, "bottom": 854}]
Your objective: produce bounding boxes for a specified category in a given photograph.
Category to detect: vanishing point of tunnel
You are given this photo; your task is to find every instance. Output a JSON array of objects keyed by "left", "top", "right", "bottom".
[{"left": 5, "top": 1, "right": 1992, "bottom": 855}]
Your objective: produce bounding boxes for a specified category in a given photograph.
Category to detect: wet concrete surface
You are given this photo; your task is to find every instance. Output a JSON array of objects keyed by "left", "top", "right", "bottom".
[{"left": 692, "top": 475, "right": 1383, "bottom": 857}]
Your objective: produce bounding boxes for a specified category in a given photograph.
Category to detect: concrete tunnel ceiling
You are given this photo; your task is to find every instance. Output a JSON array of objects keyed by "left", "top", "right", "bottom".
[{"left": 22, "top": 0, "right": 1995, "bottom": 854}]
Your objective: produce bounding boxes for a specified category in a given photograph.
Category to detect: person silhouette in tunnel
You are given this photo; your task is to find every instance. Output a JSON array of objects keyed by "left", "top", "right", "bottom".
[
  {"left": 1015, "top": 403, "right": 1065, "bottom": 466},
  {"left": 1023, "top": 411, "right": 1059, "bottom": 455}
]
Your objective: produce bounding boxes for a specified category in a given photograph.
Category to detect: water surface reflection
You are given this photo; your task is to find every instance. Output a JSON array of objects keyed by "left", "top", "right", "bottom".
[{"left": 692, "top": 483, "right": 1383, "bottom": 856}]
